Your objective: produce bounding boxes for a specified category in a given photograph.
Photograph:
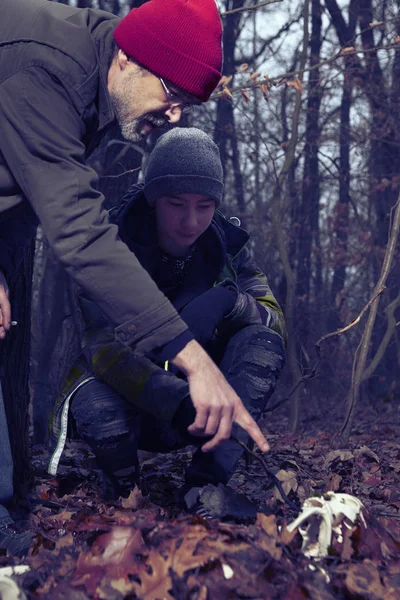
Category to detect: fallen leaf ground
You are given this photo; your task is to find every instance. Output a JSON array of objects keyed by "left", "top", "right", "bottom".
[{"left": 2, "top": 398, "right": 400, "bottom": 599}]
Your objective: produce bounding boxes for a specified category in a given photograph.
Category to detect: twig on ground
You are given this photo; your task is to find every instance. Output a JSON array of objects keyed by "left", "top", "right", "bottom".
[{"left": 233, "top": 437, "right": 300, "bottom": 511}]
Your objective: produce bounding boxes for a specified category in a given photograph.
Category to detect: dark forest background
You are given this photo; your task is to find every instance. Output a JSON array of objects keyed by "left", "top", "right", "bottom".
[{"left": 30, "top": 0, "right": 400, "bottom": 447}]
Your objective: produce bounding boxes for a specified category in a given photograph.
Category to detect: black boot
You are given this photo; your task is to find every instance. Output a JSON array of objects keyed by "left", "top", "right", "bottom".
[{"left": 0, "top": 522, "right": 35, "bottom": 557}]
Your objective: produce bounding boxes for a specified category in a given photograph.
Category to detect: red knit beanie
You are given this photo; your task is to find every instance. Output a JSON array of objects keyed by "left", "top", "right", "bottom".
[{"left": 113, "top": 0, "right": 222, "bottom": 102}]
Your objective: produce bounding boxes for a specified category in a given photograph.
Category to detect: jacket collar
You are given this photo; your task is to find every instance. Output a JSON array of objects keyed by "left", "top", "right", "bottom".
[
  {"left": 212, "top": 211, "right": 249, "bottom": 258},
  {"left": 113, "top": 183, "right": 250, "bottom": 258}
]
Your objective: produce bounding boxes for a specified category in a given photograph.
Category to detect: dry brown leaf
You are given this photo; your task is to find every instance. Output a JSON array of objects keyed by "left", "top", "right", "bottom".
[
  {"left": 345, "top": 561, "right": 385, "bottom": 600},
  {"left": 221, "top": 87, "right": 233, "bottom": 100},
  {"left": 201, "top": 535, "right": 250, "bottom": 559},
  {"left": 260, "top": 83, "right": 269, "bottom": 102},
  {"left": 254, "top": 514, "right": 282, "bottom": 559},
  {"left": 131, "top": 533, "right": 211, "bottom": 600},
  {"left": 256, "top": 513, "right": 277, "bottom": 538},
  {"left": 45, "top": 510, "right": 76, "bottom": 525},
  {"left": 170, "top": 535, "right": 211, "bottom": 577},
  {"left": 218, "top": 75, "right": 233, "bottom": 88},
  {"left": 249, "top": 72, "right": 261, "bottom": 80},
  {"left": 131, "top": 549, "right": 173, "bottom": 600},
  {"left": 109, "top": 577, "right": 135, "bottom": 595},
  {"left": 241, "top": 89, "right": 251, "bottom": 103},
  {"left": 120, "top": 486, "right": 145, "bottom": 510},
  {"left": 273, "top": 469, "right": 298, "bottom": 502},
  {"left": 325, "top": 473, "right": 342, "bottom": 492},
  {"left": 395, "top": 36, "right": 400, "bottom": 44},
  {"left": 75, "top": 527, "right": 145, "bottom": 580},
  {"left": 286, "top": 77, "right": 303, "bottom": 94},
  {"left": 340, "top": 525, "right": 355, "bottom": 561},
  {"left": 324, "top": 449, "right": 354, "bottom": 469},
  {"left": 185, "top": 576, "right": 208, "bottom": 599},
  {"left": 340, "top": 46, "right": 355, "bottom": 54},
  {"left": 369, "top": 21, "right": 384, "bottom": 28},
  {"left": 279, "top": 522, "right": 299, "bottom": 546},
  {"left": 355, "top": 445, "right": 380, "bottom": 463},
  {"left": 236, "top": 63, "right": 249, "bottom": 73}
]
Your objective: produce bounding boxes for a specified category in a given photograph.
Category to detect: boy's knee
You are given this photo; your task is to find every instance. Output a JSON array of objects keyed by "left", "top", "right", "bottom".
[
  {"left": 223, "top": 325, "right": 285, "bottom": 372},
  {"left": 220, "top": 325, "right": 285, "bottom": 415},
  {"left": 71, "top": 379, "right": 136, "bottom": 442}
]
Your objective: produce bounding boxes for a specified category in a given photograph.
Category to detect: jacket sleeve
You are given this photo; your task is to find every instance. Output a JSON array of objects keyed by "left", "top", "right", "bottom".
[
  {"left": 0, "top": 67, "right": 188, "bottom": 354},
  {"left": 222, "top": 246, "right": 287, "bottom": 341},
  {"left": 77, "top": 293, "right": 185, "bottom": 421}
]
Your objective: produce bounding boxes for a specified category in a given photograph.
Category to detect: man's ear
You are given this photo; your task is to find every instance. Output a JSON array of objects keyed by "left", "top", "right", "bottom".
[{"left": 117, "top": 49, "right": 130, "bottom": 70}]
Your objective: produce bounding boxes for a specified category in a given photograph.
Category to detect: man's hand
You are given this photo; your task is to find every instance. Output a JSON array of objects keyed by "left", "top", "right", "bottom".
[
  {"left": 0, "top": 270, "right": 11, "bottom": 340},
  {"left": 172, "top": 339, "right": 270, "bottom": 453}
]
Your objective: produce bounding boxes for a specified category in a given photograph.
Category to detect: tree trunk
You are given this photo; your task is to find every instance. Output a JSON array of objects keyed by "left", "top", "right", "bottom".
[
  {"left": 329, "top": 78, "right": 352, "bottom": 320},
  {"left": 296, "top": 0, "right": 322, "bottom": 351},
  {"left": 214, "top": 1, "right": 245, "bottom": 217},
  {"left": 0, "top": 243, "right": 35, "bottom": 498},
  {"left": 326, "top": 0, "right": 400, "bottom": 399}
]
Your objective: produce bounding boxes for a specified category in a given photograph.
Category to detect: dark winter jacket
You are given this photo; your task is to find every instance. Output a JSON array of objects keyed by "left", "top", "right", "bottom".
[
  {"left": 48, "top": 186, "right": 286, "bottom": 474},
  {"left": 0, "top": 0, "right": 188, "bottom": 353}
]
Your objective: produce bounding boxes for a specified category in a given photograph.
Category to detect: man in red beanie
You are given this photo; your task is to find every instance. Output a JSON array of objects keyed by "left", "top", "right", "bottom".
[{"left": 0, "top": 0, "right": 269, "bottom": 555}]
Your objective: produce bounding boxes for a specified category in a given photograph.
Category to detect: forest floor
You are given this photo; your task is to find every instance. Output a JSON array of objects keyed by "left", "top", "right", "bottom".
[{"left": 1, "top": 395, "right": 400, "bottom": 599}]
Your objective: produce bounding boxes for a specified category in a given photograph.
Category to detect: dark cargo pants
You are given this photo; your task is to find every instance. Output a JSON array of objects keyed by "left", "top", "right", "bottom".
[{"left": 70, "top": 325, "right": 285, "bottom": 493}]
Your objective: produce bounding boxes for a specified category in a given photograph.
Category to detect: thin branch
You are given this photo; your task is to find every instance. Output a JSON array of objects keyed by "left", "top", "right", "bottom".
[
  {"left": 315, "top": 287, "right": 386, "bottom": 357},
  {"left": 263, "top": 366, "right": 318, "bottom": 413},
  {"left": 238, "top": 11, "right": 302, "bottom": 68},
  {"left": 221, "top": 0, "right": 283, "bottom": 17},
  {"left": 213, "top": 42, "right": 400, "bottom": 100},
  {"left": 340, "top": 193, "right": 400, "bottom": 442},
  {"left": 362, "top": 291, "right": 400, "bottom": 382},
  {"left": 233, "top": 438, "right": 300, "bottom": 510}
]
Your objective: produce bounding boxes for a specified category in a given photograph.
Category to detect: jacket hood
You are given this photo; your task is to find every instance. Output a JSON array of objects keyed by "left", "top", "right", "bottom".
[{"left": 111, "top": 183, "right": 250, "bottom": 259}]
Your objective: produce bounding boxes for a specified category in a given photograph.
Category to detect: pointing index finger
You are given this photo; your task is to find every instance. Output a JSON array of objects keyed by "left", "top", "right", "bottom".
[{"left": 237, "top": 412, "right": 270, "bottom": 453}]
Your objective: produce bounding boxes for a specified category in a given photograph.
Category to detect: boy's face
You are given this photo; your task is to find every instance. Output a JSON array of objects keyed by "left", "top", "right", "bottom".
[{"left": 155, "top": 193, "right": 216, "bottom": 257}]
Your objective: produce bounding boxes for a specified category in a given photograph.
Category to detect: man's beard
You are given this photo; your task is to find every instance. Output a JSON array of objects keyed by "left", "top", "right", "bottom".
[
  {"left": 110, "top": 90, "right": 167, "bottom": 142},
  {"left": 120, "top": 113, "right": 167, "bottom": 142}
]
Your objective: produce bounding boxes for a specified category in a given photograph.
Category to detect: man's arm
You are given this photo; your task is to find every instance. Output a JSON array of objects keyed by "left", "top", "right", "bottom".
[
  {"left": 0, "top": 67, "right": 188, "bottom": 352},
  {"left": 79, "top": 295, "right": 269, "bottom": 453},
  {"left": 0, "top": 70, "right": 269, "bottom": 453}
]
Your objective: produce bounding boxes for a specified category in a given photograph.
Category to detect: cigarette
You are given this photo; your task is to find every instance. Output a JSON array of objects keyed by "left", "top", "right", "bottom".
[{"left": 11, "top": 321, "right": 17, "bottom": 326}]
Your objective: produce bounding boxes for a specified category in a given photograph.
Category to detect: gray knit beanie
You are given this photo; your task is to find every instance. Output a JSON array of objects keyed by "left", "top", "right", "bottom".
[{"left": 143, "top": 128, "right": 224, "bottom": 207}]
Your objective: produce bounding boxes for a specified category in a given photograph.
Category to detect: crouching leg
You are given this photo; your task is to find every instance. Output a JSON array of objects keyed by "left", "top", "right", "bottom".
[
  {"left": 185, "top": 325, "right": 285, "bottom": 487},
  {"left": 71, "top": 379, "right": 142, "bottom": 498}
]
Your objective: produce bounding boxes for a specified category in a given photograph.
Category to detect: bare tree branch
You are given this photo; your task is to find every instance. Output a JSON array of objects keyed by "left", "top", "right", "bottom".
[
  {"left": 221, "top": 0, "right": 283, "bottom": 17},
  {"left": 362, "top": 292, "right": 400, "bottom": 381},
  {"left": 213, "top": 41, "right": 400, "bottom": 101},
  {"left": 340, "top": 193, "right": 400, "bottom": 442},
  {"left": 268, "top": 0, "right": 310, "bottom": 434},
  {"left": 315, "top": 287, "right": 386, "bottom": 356}
]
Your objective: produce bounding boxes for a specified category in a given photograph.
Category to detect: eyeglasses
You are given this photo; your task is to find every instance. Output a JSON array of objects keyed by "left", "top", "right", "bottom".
[{"left": 159, "top": 77, "right": 193, "bottom": 114}]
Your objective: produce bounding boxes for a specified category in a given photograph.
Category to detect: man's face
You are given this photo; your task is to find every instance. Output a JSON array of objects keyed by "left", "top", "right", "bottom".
[
  {"left": 108, "top": 51, "right": 187, "bottom": 142},
  {"left": 155, "top": 193, "right": 216, "bottom": 257}
]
